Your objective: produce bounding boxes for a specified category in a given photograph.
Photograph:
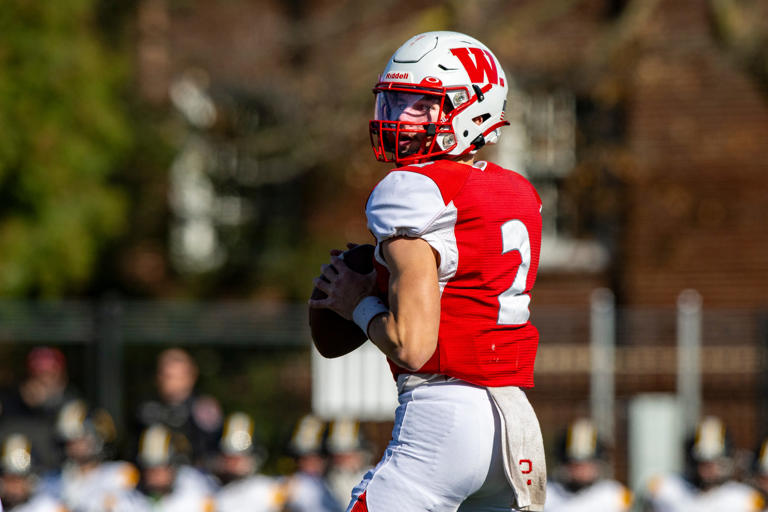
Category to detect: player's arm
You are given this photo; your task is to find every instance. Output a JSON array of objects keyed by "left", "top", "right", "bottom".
[{"left": 366, "top": 236, "right": 440, "bottom": 371}]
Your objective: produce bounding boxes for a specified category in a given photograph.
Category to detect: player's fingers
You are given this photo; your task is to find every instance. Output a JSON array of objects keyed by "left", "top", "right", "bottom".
[
  {"left": 330, "top": 254, "right": 348, "bottom": 273},
  {"left": 346, "top": 242, "right": 359, "bottom": 249},
  {"left": 330, "top": 248, "right": 343, "bottom": 256},
  {"left": 308, "top": 297, "right": 330, "bottom": 309},
  {"left": 321, "top": 264, "right": 339, "bottom": 281},
  {"left": 313, "top": 276, "right": 331, "bottom": 294}
]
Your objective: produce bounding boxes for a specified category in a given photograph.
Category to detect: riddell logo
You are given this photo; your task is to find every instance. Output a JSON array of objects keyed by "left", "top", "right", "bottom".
[{"left": 385, "top": 72, "right": 409, "bottom": 80}]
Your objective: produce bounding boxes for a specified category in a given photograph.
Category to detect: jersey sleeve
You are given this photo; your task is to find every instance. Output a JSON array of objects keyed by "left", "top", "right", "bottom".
[{"left": 366, "top": 170, "right": 459, "bottom": 282}]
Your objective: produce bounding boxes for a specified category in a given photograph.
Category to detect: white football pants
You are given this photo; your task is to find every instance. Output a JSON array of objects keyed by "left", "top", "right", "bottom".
[{"left": 347, "top": 376, "right": 524, "bottom": 512}]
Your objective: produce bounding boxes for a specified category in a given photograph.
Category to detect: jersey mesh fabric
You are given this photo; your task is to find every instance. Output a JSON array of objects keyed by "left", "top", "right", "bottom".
[{"left": 366, "top": 160, "right": 542, "bottom": 387}]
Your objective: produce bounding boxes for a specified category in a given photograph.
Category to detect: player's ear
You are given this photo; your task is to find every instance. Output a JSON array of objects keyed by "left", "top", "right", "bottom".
[{"left": 472, "top": 115, "right": 485, "bottom": 125}]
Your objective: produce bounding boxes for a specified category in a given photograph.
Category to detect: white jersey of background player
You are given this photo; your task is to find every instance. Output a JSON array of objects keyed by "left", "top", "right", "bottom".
[
  {"left": 53, "top": 461, "right": 138, "bottom": 512},
  {"left": 3, "top": 495, "right": 64, "bottom": 512},
  {"left": 3, "top": 496, "right": 63, "bottom": 512},
  {"left": 545, "top": 419, "right": 631, "bottom": 512},
  {"left": 641, "top": 416, "right": 764, "bottom": 512},
  {"left": 113, "top": 467, "right": 214, "bottom": 512},
  {"left": 213, "top": 412, "right": 285, "bottom": 512}
]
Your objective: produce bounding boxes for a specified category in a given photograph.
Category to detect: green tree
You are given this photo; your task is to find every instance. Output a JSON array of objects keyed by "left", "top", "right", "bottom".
[
  {"left": 0, "top": 0, "right": 132, "bottom": 296},
  {"left": 709, "top": 0, "right": 768, "bottom": 93}
]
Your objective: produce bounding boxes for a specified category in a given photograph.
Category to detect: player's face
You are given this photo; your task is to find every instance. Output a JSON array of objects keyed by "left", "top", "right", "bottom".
[
  {"left": 331, "top": 450, "right": 366, "bottom": 471},
  {"left": 217, "top": 453, "right": 255, "bottom": 479},
  {"left": 0, "top": 474, "right": 32, "bottom": 506},
  {"left": 697, "top": 460, "right": 728, "bottom": 487},
  {"left": 297, "top": 453, "right": 327, "bottom": 477},
  {"left": 143, "top": 465, "right": 175, "bottom": 494},
  {"left": 566, "top": 460, "right": 600, "bottom": 487},
  {"left": 756, "top": 473, "right": 768, "bottom": 494},
  {"left": 66, "top": 436, "right": 98, "bottom": 463},
  {"left": 157, "top": 359, "right": 196, "bottom": 403},
  {"left": 374, "top": 92, "right": 442, "bottom": 158}
]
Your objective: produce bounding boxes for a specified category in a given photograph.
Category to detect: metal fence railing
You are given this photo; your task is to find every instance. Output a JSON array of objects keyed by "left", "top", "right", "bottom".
[{"left": 0, "top": 299, "right": 311, "bottom": 427}]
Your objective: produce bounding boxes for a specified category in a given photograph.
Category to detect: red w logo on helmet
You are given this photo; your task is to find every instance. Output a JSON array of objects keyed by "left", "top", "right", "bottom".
[{"left": 450, "top": 47, "right": 504, "bottom": 86}]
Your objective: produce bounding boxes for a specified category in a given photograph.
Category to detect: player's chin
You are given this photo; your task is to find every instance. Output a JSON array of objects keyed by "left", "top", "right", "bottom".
[{"left": 397, "top": 139, "right": 423, "bottom": 158}]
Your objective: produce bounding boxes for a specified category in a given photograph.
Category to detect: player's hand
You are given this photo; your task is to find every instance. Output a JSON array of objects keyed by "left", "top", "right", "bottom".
[{"left": 309, "top": 252, "right": 376, "bottom": 320}]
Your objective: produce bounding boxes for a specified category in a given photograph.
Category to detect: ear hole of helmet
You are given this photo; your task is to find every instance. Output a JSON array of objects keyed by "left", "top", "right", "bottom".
[{"left": 476, "top": 113, "right": 490, "bottom": 124}]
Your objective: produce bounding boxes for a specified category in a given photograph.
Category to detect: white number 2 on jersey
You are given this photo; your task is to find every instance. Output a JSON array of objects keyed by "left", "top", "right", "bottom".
[{"left": 497, "top": 220, "right": 532, "bottom": 325}]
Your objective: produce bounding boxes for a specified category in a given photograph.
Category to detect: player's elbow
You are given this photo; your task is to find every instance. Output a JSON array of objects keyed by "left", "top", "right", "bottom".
[
  {"left": 373, "top": 303, "right": 439, "bottom": 371},
  {"left": 393, "top": 337, "right": 436, "bottom": 372},
  {"left": 398, "top": 352, "right": 432, "bottom": 372}
]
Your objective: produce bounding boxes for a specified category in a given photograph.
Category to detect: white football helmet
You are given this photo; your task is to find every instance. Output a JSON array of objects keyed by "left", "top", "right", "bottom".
[
  {"left": 138, "top": 424, "right": 175, "bottom": 467},
  {"left": 370, "top": 31, "right": 509, "bottom": 164}
]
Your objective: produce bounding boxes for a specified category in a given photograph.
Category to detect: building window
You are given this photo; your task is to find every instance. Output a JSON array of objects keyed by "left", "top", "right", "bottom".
[{"left": 493, "top": 86, "right": 609, "bottom": 272}]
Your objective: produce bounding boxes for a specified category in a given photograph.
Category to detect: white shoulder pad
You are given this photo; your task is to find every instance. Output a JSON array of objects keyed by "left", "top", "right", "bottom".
[
  {"left": 366, "top": 170, "right": 458, "bottom": 286},
  {"left": 367, "top": 170, "right": 446, "bottom": 241}
]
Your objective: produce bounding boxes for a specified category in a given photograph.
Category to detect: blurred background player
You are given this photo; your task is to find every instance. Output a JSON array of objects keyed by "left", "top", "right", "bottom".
[
  {"left": 43, "top": 399, "right": 138, "bottom": 512},
  {"left": 545, "top": 418, "right": 631, "bottom": 511},
  {"left": 281, "top": 414, "right": 342, "bottom": 512},
  {"left": 134, "top": 348, "right": 222, "bottom": 468},
  {"left": 749, "top": 436, "right": 768, "bottom": 505},
  {"left": 124, "top": 423, "right": 215, "bottom": 512},
  {"left": 0, "top": 433, "right": 65, "bottom": 512},
  {"left": 323, "top": 419, "right": 371, "bottom": 508},
  {"left": 0, "top": 347, "right": 80, "bottom": 471},
  {"left": 213, "top": 411, "right": 284, "bottom": 512},
  {"left": 641, "top": 415, "right": 764, "bottom": 512}
]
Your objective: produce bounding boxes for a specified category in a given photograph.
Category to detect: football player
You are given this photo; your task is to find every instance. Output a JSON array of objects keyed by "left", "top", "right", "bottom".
[
  {"left": 324, "top": 419, "right": 372, "bottom": 508},
  {"left": 281, "top": 414, "right": 343, "bottom": 512},
  {"left": 310, "top": 31, "right": 546, "bottom": 511},
  {"left": 750, "top": 435, "right": 768, "bottom": 505},
  {"left": 0, "top": 433, "right": 65, "bottom": 512},
  {"left": 126, "top": 423, "right": 215, "bottom": 512},
  {"left": 0, "top": 347, "right": 80, "bottom": 472},
  {"left": 42, "top": 399, "right": 138, "bottom": 512},
  {"left": 641, "top": 416, "right": 764, "bottom": 512},
  {"left": 545, "top": 418, "right": 632, "bottom": 511},
  {"left": 213, "top": 412, "right": 284, "bottom": 512},
  {"left": 134, "top": 348, "right": 222, "bottom": 468}
]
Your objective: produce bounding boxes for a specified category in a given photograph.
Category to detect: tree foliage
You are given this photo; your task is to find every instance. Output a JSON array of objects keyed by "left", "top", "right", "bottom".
[
  {"left": 0, "top": 0, "right": 131, "bottom": 296},
  {"left": 709, "top": 0, "right": 768, "bottom": 94}
]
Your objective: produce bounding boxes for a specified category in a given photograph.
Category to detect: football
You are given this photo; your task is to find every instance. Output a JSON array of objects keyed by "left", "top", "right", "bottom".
[{"left": 309, "top": 244, "right": 376, "bottom": 358}]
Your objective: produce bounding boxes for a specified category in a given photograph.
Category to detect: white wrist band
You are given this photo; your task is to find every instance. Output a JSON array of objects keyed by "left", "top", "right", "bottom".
[{"left": 352, "top": 296, "right": 389, "bottom": 336}]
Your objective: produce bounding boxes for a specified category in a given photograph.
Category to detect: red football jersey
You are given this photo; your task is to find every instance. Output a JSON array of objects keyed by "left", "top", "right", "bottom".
[{"left": 366, "top": 159, "right": 542, "bottom": 387}]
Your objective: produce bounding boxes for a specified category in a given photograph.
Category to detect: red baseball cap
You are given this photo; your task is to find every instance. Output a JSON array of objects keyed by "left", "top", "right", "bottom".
[{"left": 26, "top": 347, "right": 66, "bottom": 376}]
